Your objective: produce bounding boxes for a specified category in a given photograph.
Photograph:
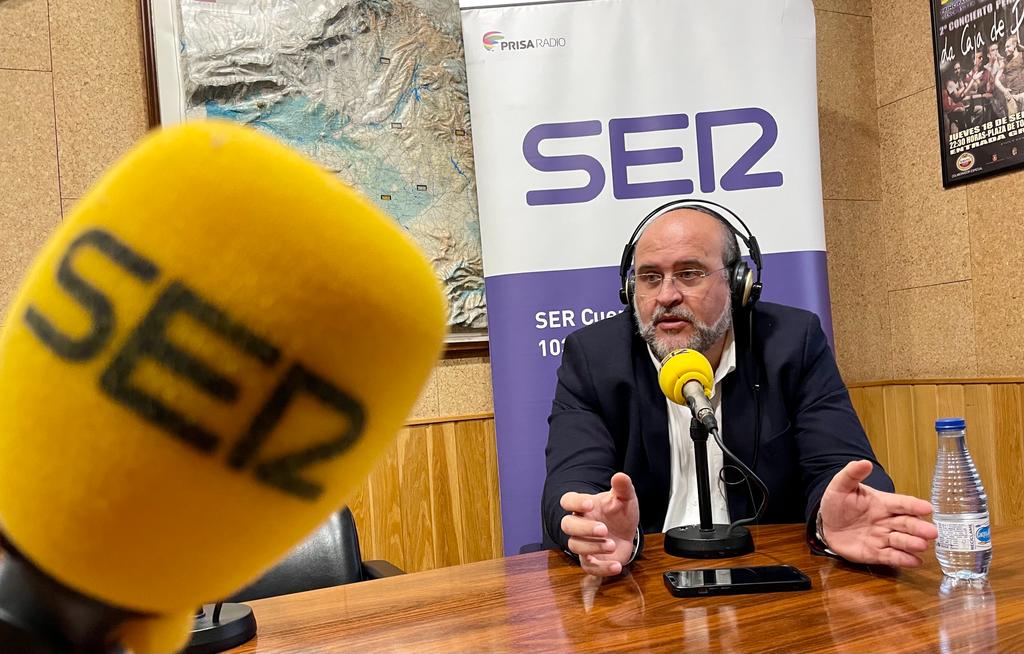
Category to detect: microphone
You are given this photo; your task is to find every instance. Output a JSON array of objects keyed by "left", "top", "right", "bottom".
[
  {"left": 657, "top": 348, "right": 754, "bottom": 559},
  {"left": 658, "top": 348, "right": 717, "bottom": 434},
  {"left": 0, "top": 120, "right": 447, "bottom": 653}
]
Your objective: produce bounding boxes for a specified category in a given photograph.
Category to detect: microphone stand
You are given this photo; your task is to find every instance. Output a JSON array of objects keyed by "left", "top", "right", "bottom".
[
  {"left": 0, "top": 538, "right": 135, "bottom": 654},
  {"left": 0, "top": 538, "right": 255, "bottom": 654},
  {"left": 664, "top": 417, "right": 754, "bottom": 558}
]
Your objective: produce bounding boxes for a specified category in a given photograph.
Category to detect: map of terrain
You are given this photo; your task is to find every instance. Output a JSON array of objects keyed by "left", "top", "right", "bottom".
[{"left": 177, "top": 0, "right": 485, "bottom": 335}]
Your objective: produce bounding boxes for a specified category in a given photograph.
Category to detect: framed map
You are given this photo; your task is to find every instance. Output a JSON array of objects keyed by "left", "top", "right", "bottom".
[{"left": 140, "top": 0, "right": 487, "bottom": 348}]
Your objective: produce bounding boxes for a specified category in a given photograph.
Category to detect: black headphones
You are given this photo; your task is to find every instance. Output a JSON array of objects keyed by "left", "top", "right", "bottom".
[
  {"left": 618, "top": 199, "right": 770, "bottom": 523},
  {"left": 617, "top": 198, "right": 763, "bottom": 309}
]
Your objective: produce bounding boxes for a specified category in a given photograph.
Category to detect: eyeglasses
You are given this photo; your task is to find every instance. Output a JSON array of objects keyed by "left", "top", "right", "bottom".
[{"left": 632, "top": 267, "right": 728, "bottom": 297}]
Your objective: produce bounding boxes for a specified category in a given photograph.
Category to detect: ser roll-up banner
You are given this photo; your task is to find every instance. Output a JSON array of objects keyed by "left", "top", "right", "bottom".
[{"left": 461, "top": 0, "right": 828, "bottom": 554}]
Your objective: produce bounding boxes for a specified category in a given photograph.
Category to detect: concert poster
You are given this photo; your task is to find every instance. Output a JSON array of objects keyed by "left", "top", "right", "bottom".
[{"left": 931, "top": 0, "right": 1024, "bottom": 185}]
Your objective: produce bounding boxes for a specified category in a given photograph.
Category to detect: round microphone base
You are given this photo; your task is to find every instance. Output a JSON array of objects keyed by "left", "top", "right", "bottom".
[
  {"left": 185, "top": 603, "right": 256, "bottom": 654},
  {"left": 664, "top": 524, "right": 754, "bottom": 559}
]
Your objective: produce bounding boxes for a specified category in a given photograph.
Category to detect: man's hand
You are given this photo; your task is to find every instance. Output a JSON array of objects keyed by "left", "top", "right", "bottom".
[
  {"left": 559, "top": 472, "right": 640, "bottom": 576},
  {"left": 820, "top": 460, "right": 938, "bottom": 567}
]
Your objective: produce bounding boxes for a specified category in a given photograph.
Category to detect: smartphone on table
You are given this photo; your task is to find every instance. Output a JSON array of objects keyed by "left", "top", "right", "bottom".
[{"left": 664, "top": 564, "right": 811, "bottom": 597}]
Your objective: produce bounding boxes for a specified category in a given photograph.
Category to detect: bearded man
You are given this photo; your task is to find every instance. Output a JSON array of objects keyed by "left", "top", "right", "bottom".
[{"left": 540, "top": 204, "right": 937, "bottom": 576}]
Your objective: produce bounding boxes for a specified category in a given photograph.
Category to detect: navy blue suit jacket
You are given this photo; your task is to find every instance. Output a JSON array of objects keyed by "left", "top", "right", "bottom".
[{"left": 542, "top": 302, "right": 893, "bottom": 552}]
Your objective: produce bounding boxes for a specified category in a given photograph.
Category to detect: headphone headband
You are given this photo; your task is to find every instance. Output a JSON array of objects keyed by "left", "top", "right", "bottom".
[{"left": 617, "top": 198, "right": 764, "bottom": 308}]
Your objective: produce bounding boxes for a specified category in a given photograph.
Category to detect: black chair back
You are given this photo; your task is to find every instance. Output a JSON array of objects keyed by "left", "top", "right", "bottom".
[{"left": 228, "top": 508, "right": 364, "bottom": 602}]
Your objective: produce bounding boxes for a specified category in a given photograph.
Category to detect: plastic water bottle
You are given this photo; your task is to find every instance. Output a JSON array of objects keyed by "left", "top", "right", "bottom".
[{"left": 931, "top": 417, "right": 992, "bottom": 579}]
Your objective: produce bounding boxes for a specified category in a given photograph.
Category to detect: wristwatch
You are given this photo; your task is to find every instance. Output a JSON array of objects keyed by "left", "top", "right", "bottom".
[
  {"left": 627, "top": 527, "right": 643, "bottom": 564},
  {"left": 815, "top": 509, "right": 836, "bottom": 555}
]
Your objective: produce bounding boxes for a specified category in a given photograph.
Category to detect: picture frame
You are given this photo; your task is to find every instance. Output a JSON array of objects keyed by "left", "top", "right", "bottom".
[
  {"left": 930, "top": 0, "right": 1024, "bottom": 187},
  {"left": 138, "top": 0, "right": 489, "bottom": 356}
]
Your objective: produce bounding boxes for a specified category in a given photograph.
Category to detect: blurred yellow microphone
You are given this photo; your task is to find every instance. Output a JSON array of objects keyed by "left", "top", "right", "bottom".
[{"left": 0, "top": 120, "right": 446, "bottom": 652}]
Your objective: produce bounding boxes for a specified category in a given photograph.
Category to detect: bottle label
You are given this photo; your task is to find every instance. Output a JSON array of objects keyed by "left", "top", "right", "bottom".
[{"left": 934, "top": 513, "right": 992, "bottom": 552}]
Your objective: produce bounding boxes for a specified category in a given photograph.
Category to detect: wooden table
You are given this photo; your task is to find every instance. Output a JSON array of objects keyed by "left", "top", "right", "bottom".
[{"left": 228, "top": 525, "right": 1024, "bottom": 652}]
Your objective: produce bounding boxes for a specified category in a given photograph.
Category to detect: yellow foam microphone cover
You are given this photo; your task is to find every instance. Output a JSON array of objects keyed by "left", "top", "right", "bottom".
[
  {"left": 658, "top": 349, "right": 714, "bottom": 406},
  {"left": 0, "top": 121, "right": 446, "bottom": 644}
]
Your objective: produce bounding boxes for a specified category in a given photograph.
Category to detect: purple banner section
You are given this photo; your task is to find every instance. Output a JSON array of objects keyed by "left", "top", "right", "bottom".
[{"left": 486, "top": 249, "right": 833, "bottom": 555}]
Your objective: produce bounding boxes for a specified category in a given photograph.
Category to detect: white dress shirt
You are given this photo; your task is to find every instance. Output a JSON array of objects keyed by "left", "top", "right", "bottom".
[{"left": 649, "top": 330, "right": 737, "bottom": 531}]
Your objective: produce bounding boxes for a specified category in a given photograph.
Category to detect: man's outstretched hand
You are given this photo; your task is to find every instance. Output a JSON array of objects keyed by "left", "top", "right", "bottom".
[
  {"left": 820, "top": 460, "right": 938, "bottom": 567},
  {"left": 559, "top": 472, "right": 640, "bottom": 576}
]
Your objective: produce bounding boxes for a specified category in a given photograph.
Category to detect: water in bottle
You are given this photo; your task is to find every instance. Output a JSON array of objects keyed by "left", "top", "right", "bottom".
[{"left": 931, "top": 417, "right": 992, "bottom": 579}]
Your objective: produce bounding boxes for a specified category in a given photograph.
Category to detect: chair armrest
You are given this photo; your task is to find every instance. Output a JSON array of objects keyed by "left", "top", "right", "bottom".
[
  {"left": 362, "top": 560, "right": 404, "bottom": 580},
  {"left": 518, "top": 542, "right": 548, "bottom": 554}
]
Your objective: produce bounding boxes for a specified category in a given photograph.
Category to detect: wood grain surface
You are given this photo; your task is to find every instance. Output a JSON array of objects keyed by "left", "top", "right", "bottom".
[{"left": 228, "top": 525, "right": 1022, "bottom": 653}]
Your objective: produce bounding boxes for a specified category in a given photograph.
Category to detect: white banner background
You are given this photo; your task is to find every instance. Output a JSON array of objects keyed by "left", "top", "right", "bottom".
[{"left": 461, "top": 0, "right": 828, "bottom": 553}]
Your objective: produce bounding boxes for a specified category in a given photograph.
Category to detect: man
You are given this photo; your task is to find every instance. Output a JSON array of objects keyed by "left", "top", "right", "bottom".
[
  {"left": 986, "top": 43, "right": 1008, "bottom": 119},
  {"left": 542, "top": 206, "right": 937, "bottom": 577},
  {"left": 997, "top": 36, "right": 1024, "bottom": 115},
  {"left": 987, "top": 43, "right": 1004, "bottom": 72},
  {"left": 942, "top": 75, "right": 969, "bottom": 135},
  {"left": 986, "top": 42, "right": 1004, "bottom": 80},
  {"left": 962, "top": 50, "right": 994, "bottom": 125}
]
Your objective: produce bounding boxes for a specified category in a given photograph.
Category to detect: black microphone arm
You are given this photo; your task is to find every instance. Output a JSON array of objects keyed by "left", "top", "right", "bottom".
[{"left": 663, "top": 416, "right": 757, "bottom": 559}]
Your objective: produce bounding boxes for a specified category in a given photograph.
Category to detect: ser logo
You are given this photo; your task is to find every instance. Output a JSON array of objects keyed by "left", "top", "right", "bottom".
[
  {"left": 22, "top": 228, "right": 365, "bottom": 502},
  {"left": 483, "top": 29, "right": 566, "bottom": 52}
]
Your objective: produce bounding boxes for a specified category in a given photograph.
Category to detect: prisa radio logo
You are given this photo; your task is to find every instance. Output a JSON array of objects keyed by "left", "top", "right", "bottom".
[
  {"left": 482, "top": 31, "right": 505, "bottom": 50},
  {"left": 483, "top": 30, "right": 566, "bottom": 52}
]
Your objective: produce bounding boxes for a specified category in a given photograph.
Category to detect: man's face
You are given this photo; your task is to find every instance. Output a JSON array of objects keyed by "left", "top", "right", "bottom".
[
  {"left": 989, "top": 45, "right": 1000, "bottom": 63},
  {"left": 974, "top": 52, "right": 984, "bottom": 68},
  {"left": 954, "top": 63, "right": 962, "bottom": 77},
  {"left": 631, "top": 210, "right": 732, "bottom": 359},
  {"left": 1005, "top": 38, "right": 1017, "bottom": 57}
]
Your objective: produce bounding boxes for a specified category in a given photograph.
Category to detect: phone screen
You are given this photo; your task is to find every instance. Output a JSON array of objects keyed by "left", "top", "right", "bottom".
[{"left": 664, "top": 565, "right": 810, "bottom": 597}]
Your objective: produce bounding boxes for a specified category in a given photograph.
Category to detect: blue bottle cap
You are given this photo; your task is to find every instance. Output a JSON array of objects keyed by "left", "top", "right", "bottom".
[{"left": 935, "top": 417, "right": 966, "bottom": 431}]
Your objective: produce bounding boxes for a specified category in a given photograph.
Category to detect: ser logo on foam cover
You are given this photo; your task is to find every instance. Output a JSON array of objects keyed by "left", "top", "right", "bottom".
[{"left": 24, "top": 227, "right": 364, "bottom": 501}]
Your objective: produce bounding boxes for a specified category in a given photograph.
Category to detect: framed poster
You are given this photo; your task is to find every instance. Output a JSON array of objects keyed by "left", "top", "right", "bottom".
[
  {"left": 931, "top": 0, "right": 1024, "bottom": 186},
  {"left": 139, "top": 0, "right": 488, "bottom": 351}
]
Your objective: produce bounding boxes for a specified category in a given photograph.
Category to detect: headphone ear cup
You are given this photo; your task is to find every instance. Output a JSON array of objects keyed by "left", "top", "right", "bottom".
[
  {"left": 730, "top": 262, "right": 756, "bottom": 309},
  {"left": 620, "top": 276, "right": 634, "bottom": 306}
]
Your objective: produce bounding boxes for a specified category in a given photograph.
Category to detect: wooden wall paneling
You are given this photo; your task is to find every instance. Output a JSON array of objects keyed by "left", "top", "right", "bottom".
[
  {"left": 911, "top": 385, "right": 939, "bottom": 502},
  {"left": 935, "top": 384, "right": 966, "bottom": 418},
  {"left": 397, "top": 425, "right": 435, "bottom": 572},
  {"left": 456, "top": 419, "right": 503, "bottom": 561},
  {"left": 340, "top": 417, "right": 502, "bottom": 573},
  {"left": 848, "top": 387, "right": 864, "bottom": 437},
  {"left": 882, "top": 385, "right": 920, "bottom": 497},
  {"left": 369, "top": 437, "right": 405, "bottom": 570},
  {"left": 428, "top": 422, "right": 464, "bottom": 569},
  {"left": 848, "top": 381, "right": 1024, "bottom": 528},
  {"left": 443, "top": 422, "right": 475, "bottom": 563},
  {"left": 992, "top": 385, "right": 1024, "bottom": 525},
  {"left": 853, "top": 386, "right": 890, "bottom": 471},
  {"left": 848, "top": 387, "right": 861, "bottom": 415},
  {"left": 964, "top": 385, "right": 1003, "bottom": 524},
  {"left": 482, "top": 419, "right": 504, "bottom": 559},
  {"left": 346, "top": 480, "right": 373, "bottom": 558}
]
